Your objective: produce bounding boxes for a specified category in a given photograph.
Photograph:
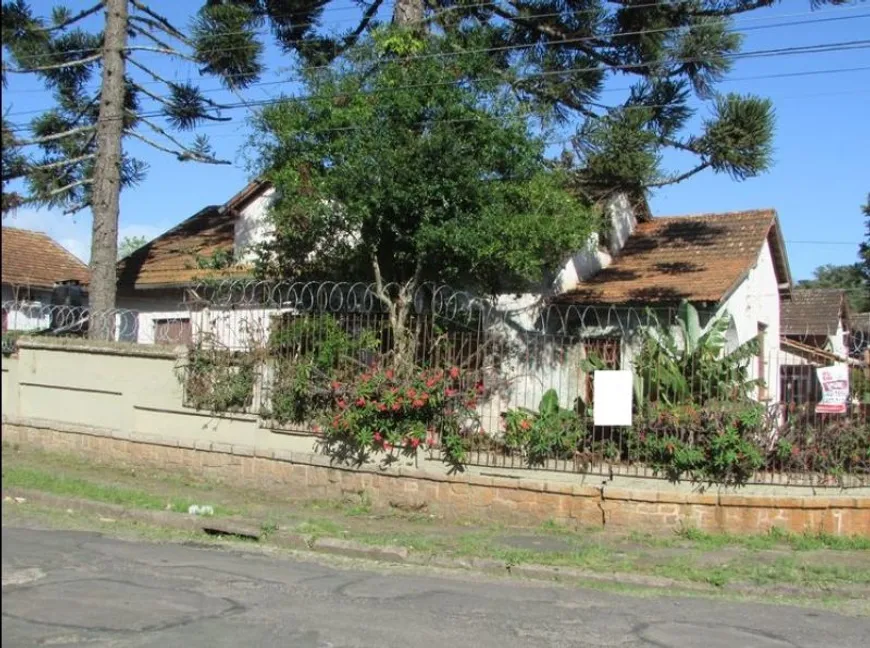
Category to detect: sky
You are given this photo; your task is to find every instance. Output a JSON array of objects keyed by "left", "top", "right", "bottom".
[{"left": 2, "top": 0, "right": 868, "bottom": 281}]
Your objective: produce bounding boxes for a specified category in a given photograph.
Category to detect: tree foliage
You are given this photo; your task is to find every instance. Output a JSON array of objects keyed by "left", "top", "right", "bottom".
[
  {"left": 798, "top": 264, "right": 870, "bottom": 314},
  {"left": 251, "top": 29, "right": 596, "bottom": 296},
  {"left": 118, "top": 235, "right": 148, "bottom": 258},
  {"left": 197, "top": 0, "right": 861, "bottom": 192}
]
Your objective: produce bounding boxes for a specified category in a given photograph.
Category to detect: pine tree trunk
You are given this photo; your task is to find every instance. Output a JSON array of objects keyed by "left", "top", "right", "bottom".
[
  {"left": 393, "top": 0, "right": 423, "bottom": 26},
  {"left": 88, "top": 0, "right": 129, "bottom": 340}
]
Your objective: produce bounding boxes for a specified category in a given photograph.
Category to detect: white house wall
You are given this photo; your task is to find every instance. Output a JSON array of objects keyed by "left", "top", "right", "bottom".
[
  {"left": 718, "top": 240, "right": 782, "bottom": 403},
  {"left": 2, "top": 285, "right": 53, "bottom": 332},
  {"left": 233, "top": 187, "right": 276, "bottom": 264}
]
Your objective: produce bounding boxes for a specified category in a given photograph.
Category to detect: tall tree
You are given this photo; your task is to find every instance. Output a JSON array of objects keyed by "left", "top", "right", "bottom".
[
  {"left": 201, "top": 0, "right": 847, "bottom": 194},
  {"left": 1, "top": 1, "right": 260, "bottom": 338},
  {"left": 251, "top": 29, "right": 595, "bottom": 368}
]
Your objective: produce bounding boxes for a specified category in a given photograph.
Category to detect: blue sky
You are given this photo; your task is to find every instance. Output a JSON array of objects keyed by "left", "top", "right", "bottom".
[{"left": 2, "top": 1, "right": 868, "bottom": 281}]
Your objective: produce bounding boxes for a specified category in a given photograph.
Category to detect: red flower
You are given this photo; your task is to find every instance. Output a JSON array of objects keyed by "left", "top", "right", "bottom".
[
  {"left": 407, "top": 388, "right": 417, "bottom": 399},
  {"left": 475, "top": 381, "right": 485, "bottom": 394},
  {"left": 331, "top": 381, "right": 342, "bottom": 390},
  {"left": 449, "top": 366, "right": 460, "bottom": 379},
  {"left": 337, "top": 399, "right": 348, "bottom": 410},
  {"left": 410, "top": 437, "right": 421, "bottom": 449},
  {"left": 356, "top": 397, "right": 366, "bottom": 407},
  {"left": 384, "top": 442, "right": 393, "bottom": 451},
  {"left": 412, "top": 399, "right": 425, "bottom": 409},
  {"left": 445, "top": 387, "right": 458, "bottom": 397},
  {"left": 385, "top": 369, "right": 395, "bottom": 379},
  {"left": 519, "top": 419, "right": 531, "bottom": 430},
  {"left": 392, "top": 402, "right": 401, "bottom": 412},
  {"left": 373, "top": 432, "right": 382, "bottom": 442},
  {"left": 377, "top": 402, "right": 387, "bottom": 412},
  {"left": 420, "top": 391, "right": 430, "bottom": 401},
  {"left": 425, "top": 378, "right": 438, "bottom": 388},
  {"left": 426, "top": 428, "right": 436, "bottom": 445}
]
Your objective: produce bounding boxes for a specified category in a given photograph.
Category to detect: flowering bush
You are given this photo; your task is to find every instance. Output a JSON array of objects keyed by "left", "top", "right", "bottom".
[
  {"left": 631, "top": 401, "right": 768, "bottom": 486},
  {"left": 502, "top": 389, "right": 588, "bottom": 466},
  {"left": 773, "top": 406, "right": 870, "bottom": 481},
  {"left": 318, "top": 366, "right": 484, "bottom": 465}
]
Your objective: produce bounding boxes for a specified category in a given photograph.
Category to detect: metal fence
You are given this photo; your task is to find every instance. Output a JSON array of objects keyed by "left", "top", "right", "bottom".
[{"left": 3, "top": 282, "right": 868, "bottom": 487}]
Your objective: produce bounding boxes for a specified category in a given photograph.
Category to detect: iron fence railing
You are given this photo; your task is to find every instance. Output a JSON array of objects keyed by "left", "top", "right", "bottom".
[{"left": 2, "top": 281, "right": 868, "bottom": 487}]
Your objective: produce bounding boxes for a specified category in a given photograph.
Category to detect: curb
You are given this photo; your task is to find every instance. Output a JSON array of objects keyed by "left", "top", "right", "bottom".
[{"left": 3, "top": 487, "right": 867, "bottom": 600}]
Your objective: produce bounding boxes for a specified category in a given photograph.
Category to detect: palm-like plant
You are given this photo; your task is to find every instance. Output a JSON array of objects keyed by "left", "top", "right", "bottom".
[{"left": 634, "top": 301, "right": 761, "bottom": 408}]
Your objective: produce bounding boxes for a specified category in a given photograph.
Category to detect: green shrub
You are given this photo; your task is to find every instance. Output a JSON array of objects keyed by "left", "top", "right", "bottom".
[{"left": 502, "top": 389, "right": 588, "bottom": 466}]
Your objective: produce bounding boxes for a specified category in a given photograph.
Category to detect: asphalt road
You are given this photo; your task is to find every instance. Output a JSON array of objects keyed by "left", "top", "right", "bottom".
[{"left": 2, "top": 526, "right": 868, "bottom": 648}]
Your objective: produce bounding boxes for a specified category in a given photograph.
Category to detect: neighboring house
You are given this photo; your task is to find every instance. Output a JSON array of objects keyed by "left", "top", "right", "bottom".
[
  {"left": 115, "top": 180, "right": 272, "bottom": 344},
  {"left": 545, "top": 208, "right": 792, "bottom": 405},
  {"left": 778, "top": 289, "right": 852, "bottom": 404},
  {"left": 1, "top": 227, "right": 89, "bottom": 334}
]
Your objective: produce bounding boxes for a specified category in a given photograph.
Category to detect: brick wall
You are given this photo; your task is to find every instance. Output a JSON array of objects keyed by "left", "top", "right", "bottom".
[{"left": 4, "top": 421, "right": 868, "bottom": 537}]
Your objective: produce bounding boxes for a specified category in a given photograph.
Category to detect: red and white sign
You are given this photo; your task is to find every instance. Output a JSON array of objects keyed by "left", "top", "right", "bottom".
[{"left": 815, "top": 364, "right": 849, "bottom": 415}]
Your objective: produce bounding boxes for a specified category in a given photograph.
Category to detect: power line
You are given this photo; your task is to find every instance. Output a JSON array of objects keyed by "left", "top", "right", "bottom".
[
  {"left": 4, "top": 6, "right": 866, "bottom": 95},
  {"left": 6, "top": 37, "right": 870, "bottom": 134}
]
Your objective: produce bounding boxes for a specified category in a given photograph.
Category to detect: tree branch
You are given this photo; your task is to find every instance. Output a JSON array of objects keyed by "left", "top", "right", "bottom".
[
  {"left": 128, "top": 14, "right": 193, "bottom": 47},
  {"left": 371, "top": 255, "right": 394, "bottom": 311},
  {"left": 16, "top": 124, "right": 96, "bottom": 146},
  {"left": 646, "top": 161, "right": 711, "bottom": 188},
  {"left": 46, "top": 3, "right": 103, "bottom": 32},
  {"left": 6, "top": 53, "right": 101, "bottom": 74},
  {"left": 126, "top": 126, "right": 231, "bottom": 165},
  {"left": 131, "top": 82, "right": 231, "bottom": 121},
  {"left": 129, "top": 0, "right": 191, "bottom": 43},
  {"left": 128, "top": 22, "right": 178, "bottom": 52},
  {"left": 24, "top": 153, "right": 96, "bottom": 173},
  {"left": 39, "top": 178, "right": 93, "bottom": 198},
  {"left": 125, "top": 46, "right": 197, "bottom": 62},
  {"left": 342, "top": 0, "right": 384, "bottom": 52}
]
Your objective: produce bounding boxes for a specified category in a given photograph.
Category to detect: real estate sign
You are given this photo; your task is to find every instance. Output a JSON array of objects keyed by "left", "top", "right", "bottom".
[{"left": 815, "top": 364, "right": 849, "bottom": 414}]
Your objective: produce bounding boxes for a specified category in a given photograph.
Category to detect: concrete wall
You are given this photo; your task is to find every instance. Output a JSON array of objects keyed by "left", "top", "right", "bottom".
[{"left": 2, "top": 340, "right": 868, "bottom": 536}]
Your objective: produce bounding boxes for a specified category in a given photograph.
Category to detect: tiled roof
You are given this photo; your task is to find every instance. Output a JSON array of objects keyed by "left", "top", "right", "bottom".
[
  {"left": 117, "top": 180, "right": 269, "bottom": 289},
  {"left": 1, "top": 227, "right": 89, "bottom": 288},
  {"left": 781, "top": 289, "right": 848, "bottom": 336},
  {"left": 553, "top": 209, "right": 789, "bottom": 305}
]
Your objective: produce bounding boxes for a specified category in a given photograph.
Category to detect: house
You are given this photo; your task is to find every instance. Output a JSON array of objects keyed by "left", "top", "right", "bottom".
[
  {"left": 1, "top": 227, "right": 89, "bottom": 334},
  {"left": 115, "top": 180, "right": 273, "bottom": 344},
  {"left": 778, "top": 289, "right": 852, "bottom": 404},
  {"left": 545, "top": 208, "right": 792, "bottom": 405}
]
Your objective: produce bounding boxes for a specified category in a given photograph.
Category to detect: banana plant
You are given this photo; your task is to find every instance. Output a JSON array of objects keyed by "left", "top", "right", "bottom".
[{"left": 634, "top": 301, "right": 760, "bottom": 408}]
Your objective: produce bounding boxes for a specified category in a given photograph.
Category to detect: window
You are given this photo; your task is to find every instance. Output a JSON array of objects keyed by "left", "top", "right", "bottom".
[
  {"left": 582, "top": 337, "right": 621, "bottom": 403},
  {"left": 757, "top": 323, "right": 768, "bottom": 400},
  {"left": 154, "top": 318, "right": 191, "bottom": 345}
]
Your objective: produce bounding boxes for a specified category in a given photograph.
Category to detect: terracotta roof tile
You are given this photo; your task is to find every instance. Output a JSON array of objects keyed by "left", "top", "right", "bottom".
[
  {"left": 117, "top": 180, "right": 269, "bottom": 289},
  {"left": 553, "top": 209, "right": 784, "bottom": 305},
  {"left": 781, "top": 289, "right": 848, "bottom": 336},
  {"left": 1, "top": 227, "right": 89, "bottom": 288}
]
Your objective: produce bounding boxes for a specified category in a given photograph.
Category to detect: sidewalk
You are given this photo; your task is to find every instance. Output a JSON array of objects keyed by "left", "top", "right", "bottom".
[{"left": 3, "top": 443, "right": 869, "bottom": 608}]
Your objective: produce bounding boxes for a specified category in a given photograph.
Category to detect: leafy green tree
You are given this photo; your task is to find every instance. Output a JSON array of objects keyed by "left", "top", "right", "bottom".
[
  {"left": 798, "top": 264, "right": 870, "bottom": 313},
  {"left": 251, "top": 30, "right": 596, "bottom": 367},
  {"left": 118, "top": 235, "right": 148, "bottom": 258}
]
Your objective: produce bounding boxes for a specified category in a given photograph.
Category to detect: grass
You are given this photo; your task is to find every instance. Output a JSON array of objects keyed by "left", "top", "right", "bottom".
[
  {"left": 3, "top": 444, "right": 869, "bottom": 596},
  {"left": 2, "top": 465, "right": 235, "bottom": 517},
  {"left": 673, "top": 526, "right": 870, "bottom": 552}
]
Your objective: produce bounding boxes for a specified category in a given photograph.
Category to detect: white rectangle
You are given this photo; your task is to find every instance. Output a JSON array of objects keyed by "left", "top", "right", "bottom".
[{"left": 593, "top": 370, "right": 633, "bottom": 426}]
